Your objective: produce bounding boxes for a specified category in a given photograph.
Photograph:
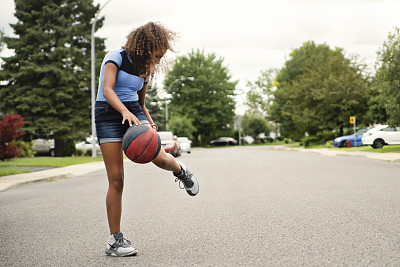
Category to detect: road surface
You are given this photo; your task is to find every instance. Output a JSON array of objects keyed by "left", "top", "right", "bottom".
[{"left": 1, "top": 146, "right": 400, "bottom": 266}]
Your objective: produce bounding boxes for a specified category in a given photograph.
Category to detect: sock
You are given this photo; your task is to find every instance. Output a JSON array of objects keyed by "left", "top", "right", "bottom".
[{"left": 174, "top": 167, "right": 184, "bottom": 176}]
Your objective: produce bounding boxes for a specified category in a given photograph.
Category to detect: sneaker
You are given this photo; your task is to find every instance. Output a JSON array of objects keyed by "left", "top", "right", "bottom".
[
  {"left": 105, "top": 232, "right": 138, "bottom": 257},
  {"left": 174, "top": 162, "right": 199, "bottom": 196}
]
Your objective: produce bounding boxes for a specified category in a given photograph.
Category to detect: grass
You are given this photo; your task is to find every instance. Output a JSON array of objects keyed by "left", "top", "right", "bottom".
[
  {"left": 205, "top": 141, "right": 400, "bottom": 153},
  {"left": 0, "top": 156, "right": 103, "bottom": 167},
  {"left": 0, "top": 168, "right": 32, "bottom": 176},
  {"left": 279, "top": 143, "right": 400, "bottom": 153},
  {"left": 330, "top": 145, "right": 400, "bottom": 153}
]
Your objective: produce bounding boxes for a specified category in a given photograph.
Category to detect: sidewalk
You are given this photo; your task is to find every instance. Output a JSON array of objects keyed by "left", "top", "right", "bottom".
[
  {"left": 0, "top": 160, "right": 109, "bottom": 192},
  {"left": 270, "top": 145, "right": 400, "bottom": 162}
]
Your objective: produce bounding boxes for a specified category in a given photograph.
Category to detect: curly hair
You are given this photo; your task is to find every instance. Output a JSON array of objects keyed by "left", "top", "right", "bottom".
[{"left": 122, "top": 22, "right": 177, "bottom": 81}]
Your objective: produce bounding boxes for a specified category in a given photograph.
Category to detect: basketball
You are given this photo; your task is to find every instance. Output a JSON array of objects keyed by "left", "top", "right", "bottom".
[{"left": 122, "top": 125, "right": 161, "bottom": 164}]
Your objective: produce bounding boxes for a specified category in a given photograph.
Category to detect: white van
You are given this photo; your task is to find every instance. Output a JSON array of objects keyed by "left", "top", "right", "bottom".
[{"left": 32, "top": 139, "right": 55, "bottom": 156}]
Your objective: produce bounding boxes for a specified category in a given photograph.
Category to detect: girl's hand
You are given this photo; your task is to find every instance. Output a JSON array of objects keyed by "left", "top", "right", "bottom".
[
  {"left": 121, "top": 110, "right": 140, "bottom": 127},
  {"left": 151, "top": 124, "right": 158, "bottom": 131}
]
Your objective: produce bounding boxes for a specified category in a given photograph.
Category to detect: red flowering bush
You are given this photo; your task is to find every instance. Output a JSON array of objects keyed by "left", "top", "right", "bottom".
[{"left": 0, "top": 114, "right": 26, "bottom": 160}]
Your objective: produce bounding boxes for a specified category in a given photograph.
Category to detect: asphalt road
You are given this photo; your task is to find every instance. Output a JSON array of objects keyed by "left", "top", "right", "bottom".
[{"left": 1, "top": 146, "right": 400, "bottom": 266}]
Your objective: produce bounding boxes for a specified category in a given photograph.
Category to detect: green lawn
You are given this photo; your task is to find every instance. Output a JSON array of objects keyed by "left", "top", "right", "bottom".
[
  {"left": 283, "top": 143, "right": 400, "bottom": 153},
  {"left": 330, "top": 145, "right": 400, "bottom": 153},
  {"left": 0, "top": 168, "right": 32, "bottom": 176},
  {"left": 0, "top": 156, "right": 103, "bottom": 167}
]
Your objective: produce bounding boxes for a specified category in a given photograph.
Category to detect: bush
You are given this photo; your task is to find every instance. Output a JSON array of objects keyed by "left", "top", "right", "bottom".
[
  {"left": 301, "top": 136, "right": 320, "bottom": 148},
  {"left": 315, "top": 131, "right": 337, "bottom": 144},
  {"left": 85, "top": 149, "right": 92, "bottom": 157},
  {"left": 62, "top": 138, "right": 76, "bottom": 157},
  {"left": 14, "top": 140, "right": 33, "bottom": 157},
  {"left": 0, "top": 114, "right": 25, "bottom": 160},
  {"left": 75, "top": 149, "right": 83, "bottom": 156},
  {"left": 301, "top": 131, "right": 338, "bottom": 148},
  {"left": 325, "top": 140, "right": 334, "bottom": 148}
]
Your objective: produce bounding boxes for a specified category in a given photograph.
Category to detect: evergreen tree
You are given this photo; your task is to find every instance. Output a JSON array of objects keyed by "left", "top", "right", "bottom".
[
  {"left": 0, "top": 29, "right": 4, "bottom": 53},
  {"left": 144, "top": 82, "right": 164, "bottom": 129},
  {"left": 164, "top": 50, "right": 237, "bottom": 145},
  {"left": 0, "top": 0, "right": 106, "bottom": 156}
]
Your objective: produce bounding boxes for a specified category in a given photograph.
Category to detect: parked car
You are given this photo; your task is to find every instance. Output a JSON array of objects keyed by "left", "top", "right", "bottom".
[
  {"left": 178, "top": 137, "right": 192, "bottom": 154},
  {"left": 210, "top": 137, "right": 238, "bottom": 146},
  {"left": 32, "top": 139, "right": 55, "bottom": 156},
  {"left": 333, "top": 129, "right": 368, "bottom": 147},
  {"left": 75, "top": 137, "right": 101, "bottom": 154},
  {"left": 158, "top": 131, "right": 180, "bottom": 157},
  {"left": 362, "top": 125, "right": 400, "bottom": 148}
]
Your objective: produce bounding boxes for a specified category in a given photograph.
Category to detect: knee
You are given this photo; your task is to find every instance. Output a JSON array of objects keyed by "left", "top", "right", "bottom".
[
  {"left": 154, "top": 152, "right": 170, "bottom": 168},
  {"left": 108, "top": 172, "right": 124, "bottom": 192}
]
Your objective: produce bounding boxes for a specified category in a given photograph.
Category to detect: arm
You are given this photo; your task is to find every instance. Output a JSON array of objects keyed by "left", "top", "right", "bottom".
[
  {"left": 137, "top": 83, "right": 157, "bottom": 130},
  {"left": 102, "top": 63, "right": 140, "bottom": 126}
]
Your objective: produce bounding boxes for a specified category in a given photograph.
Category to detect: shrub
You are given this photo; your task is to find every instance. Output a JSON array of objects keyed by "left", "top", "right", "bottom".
[
  {"left": 315, "top": 131, "right": 337, "bottom": 144},
  {"left": 75, "top": 149, "right": 83, "bottom": 156},
  {"left": 325, "top": 140, "right": 334, "bottom": 148},
  {"left": 62, "top": 138, "right": 76, "bottom": 157},
  {"left": 14, "top": 140, "right": 33, "bottom": 157},
  {"left": 301, "top": 136, "right": 320, "bottom": 148},
  {"left": 85, "top": 149, "right": 92, "bottom": 157},
  {"left": 0, "top": 114, "right": 25, "bottom": 160}
]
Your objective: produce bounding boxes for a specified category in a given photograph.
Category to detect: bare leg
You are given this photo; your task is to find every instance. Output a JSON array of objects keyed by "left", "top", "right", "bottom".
[
  {"left": 152, "top": 139, "right": 199, "bottom": 196},
  {"left": 100, "top": 142, "right": 124, "bottom": 235},
  {"left": 152, "top": 147, "right": 181, "bottom": 174}
]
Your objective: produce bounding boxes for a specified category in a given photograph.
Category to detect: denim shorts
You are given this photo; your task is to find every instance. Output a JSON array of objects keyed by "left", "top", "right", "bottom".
[{"left": 95, "top": 101, "right": 149, "bottom": 144}]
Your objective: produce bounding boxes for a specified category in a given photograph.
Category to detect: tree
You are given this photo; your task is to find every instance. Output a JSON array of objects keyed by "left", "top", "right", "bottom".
[
  {"left": 0, "top": 29, "right": 4, "bottom": 53},
  {"left": 0, "top": 114, "right": 25, "bottom": 160},
  {"left": 241, "top": 112, "right": 270, "bottom": 142},
  {"left": 169, "top": 114, "right": 196, "bottom": 138},
  {"left": 269, "top": 41, "right": 369, "bottom": 139},
  {"left": 145, "top": 82, "right": 164, "bottom": 129},
  {"left": 369, "top": 27, "right": 400, "bottom": 126},
  {"left": 246, "top": 69, "right": 276, "bottom": 116},
  {"left": 164, "top": 50, "right": 237, "bottom": 145},
  {"left": 0, "top": 0, "right": 106, "bottom": 156}
]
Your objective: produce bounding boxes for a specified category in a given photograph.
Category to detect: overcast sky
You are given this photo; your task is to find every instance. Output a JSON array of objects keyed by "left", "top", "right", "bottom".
[{"left": 1, "top": 0, "right": 400, "bottom": 112}]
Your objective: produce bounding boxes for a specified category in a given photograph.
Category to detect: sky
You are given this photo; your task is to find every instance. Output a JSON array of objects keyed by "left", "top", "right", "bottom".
[{"left": 1, "top": 0, "right": 400, "bottom": 113}]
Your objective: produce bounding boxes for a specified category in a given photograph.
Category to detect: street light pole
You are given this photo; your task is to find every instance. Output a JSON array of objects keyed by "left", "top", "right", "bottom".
[
  {"left": 166, "top": 99, "right": 169, "bottom": 131},
  {"left": 91, "top": 0, "right": 111, "bottom": 159}
]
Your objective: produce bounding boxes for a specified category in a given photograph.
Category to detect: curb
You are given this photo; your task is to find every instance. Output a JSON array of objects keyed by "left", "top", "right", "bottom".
[{"left": 269, "top": 145, "right": 400, "bottom": 162}]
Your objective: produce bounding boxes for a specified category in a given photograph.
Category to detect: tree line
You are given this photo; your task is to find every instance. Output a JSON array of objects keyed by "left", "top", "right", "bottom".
[
  {"left": 245, "top": 29, "right": 400, "bottom": 144},
  {"left": 0, "top": 0, "right": 106, "bottom": 156},
  {"left": 0, "top": 0, "right": 399, "bottom": 155},
  {"left": 0, "top": 1, "right": 237, "bottom": 153}
]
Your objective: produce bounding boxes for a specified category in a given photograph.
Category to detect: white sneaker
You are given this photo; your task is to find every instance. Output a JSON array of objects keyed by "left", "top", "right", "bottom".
[
  {"left": 105, "top": 232, "right": 138, "bottom": 257},
  {"left": 174, "top": 162, "right": 199, "bottom": 196}
]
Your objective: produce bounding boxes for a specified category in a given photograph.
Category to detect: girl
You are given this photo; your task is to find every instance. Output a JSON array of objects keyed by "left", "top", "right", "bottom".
[{"left": 95, "top": 22, "right": 199, "bottom": 257}]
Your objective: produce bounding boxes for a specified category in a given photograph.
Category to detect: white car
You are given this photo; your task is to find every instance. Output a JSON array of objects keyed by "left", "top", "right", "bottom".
[
  {"left": 158, "top": 131, "right": 180, "bottom": 157},
  {"left": 178, "top": 137, "right": 192, "bottom": 154},
  {"left": 362, "top": 125, "right": 400, "bottom": 148},
  {"left": 75, "top": 138, "right": 101, "bottom": 154}
]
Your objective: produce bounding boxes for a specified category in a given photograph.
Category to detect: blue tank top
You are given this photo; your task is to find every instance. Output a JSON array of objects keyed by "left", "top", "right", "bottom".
[{"left": 96, "top": 49, "right": 145, "bottom": 102}]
